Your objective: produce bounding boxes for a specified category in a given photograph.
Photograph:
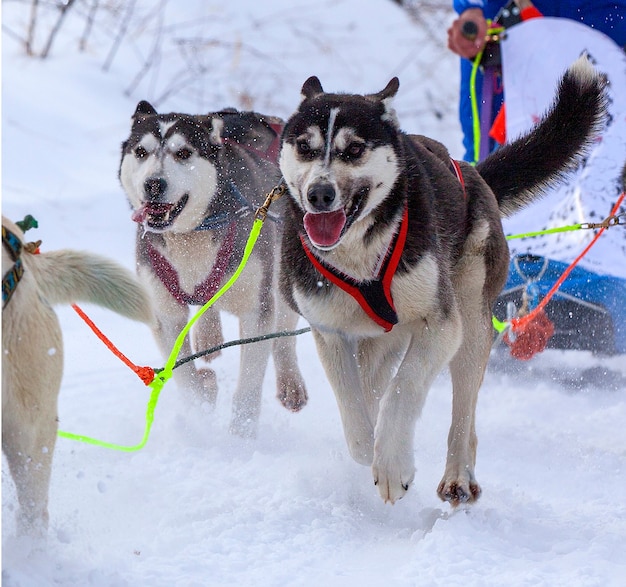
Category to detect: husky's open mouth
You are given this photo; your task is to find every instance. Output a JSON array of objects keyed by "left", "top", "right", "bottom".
[
  {"left": 303, "top": 209, "right": 346, "bottom": 248},
  {"left": 303, "top": 188, "right": 367, "bottom": 249},
  {"left": 131, "top": 195, "right": 189, "bottom": 231}
]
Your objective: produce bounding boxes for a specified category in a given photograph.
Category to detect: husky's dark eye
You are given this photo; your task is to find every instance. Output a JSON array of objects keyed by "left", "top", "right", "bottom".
[
  {"left": 134, "top": 146, "right": 148, "bottom": 160},
  {"left": 344, "top": 142, "right": 365, "bottom": 160},
  {"left": 296, "top": 140, "right": 311, "bottom": 156},
  {"left": 175, "top": 148, "right": 192, "bottom": 161}
]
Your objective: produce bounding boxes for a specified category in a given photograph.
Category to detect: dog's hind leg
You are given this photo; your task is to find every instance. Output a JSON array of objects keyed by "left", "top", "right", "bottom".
[
  {"left": 2, "top": 315, "right": 61, "bottom": 536},
  {"left": 311, "top": 329, "right": 375, "bottom": 465},
  {"left": 439, "top": 304, "right": 491, "bottom": 505},
  {"left": 438, "top": 237, "right": 497, "bottom": 505},
  {"left": 3, "top": 413, "right": 57, "bottom": 536},
  {"left": 272, "top": 304, "right": 308, "bottom": 412}
]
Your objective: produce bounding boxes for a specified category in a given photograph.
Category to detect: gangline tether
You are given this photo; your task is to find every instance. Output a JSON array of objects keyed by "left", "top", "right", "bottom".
[{"left": 59, "top": 188, "right": 625, "bottom": 450}]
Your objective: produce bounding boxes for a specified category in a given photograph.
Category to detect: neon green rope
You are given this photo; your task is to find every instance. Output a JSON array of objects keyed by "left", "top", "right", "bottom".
[
  {"left": 492, "top": 223, "right": 591, "bottom": 333},
  {"left": 492, "top": 315, "right": 507, "bottom": 333},
  {"left": 506, "top": 223, "right": 583, "bottom": 240},
  {"left": 58, "top": 217, "right": 265, "bottom": 451},
  {"left": 469, "top": 24, "right": 505, "bottom": 165},
  {"left": 469, "top": 50, "right": 484, "bottom": 165}
]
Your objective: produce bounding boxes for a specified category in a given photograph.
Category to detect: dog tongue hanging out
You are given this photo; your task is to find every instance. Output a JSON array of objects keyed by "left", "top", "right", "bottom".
[
  {"left": 303, "top": 209, "right": 347, "bottom": 248},
  {"left": 280, "top": 75, "right": 402, "bottom": 252},
  {"left": 278, "top": 58, "right": 606, "bottom": 506}
]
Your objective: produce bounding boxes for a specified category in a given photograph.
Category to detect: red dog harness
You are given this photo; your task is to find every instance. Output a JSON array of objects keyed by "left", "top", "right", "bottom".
[
  {"left": 300, "top": 206, "right": 409, "bottom": 332},
  {"left": 298, "top": 158, "right": 465, "bottom": 332}
]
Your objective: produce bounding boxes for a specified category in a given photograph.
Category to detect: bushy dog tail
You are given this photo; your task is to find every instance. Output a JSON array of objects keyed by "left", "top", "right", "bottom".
[
  {"left": 477, "top": 55, "right": 606, "bottom": 217},
  {"left": 33, "top": 250, "right": 154, "bottom": 325}
]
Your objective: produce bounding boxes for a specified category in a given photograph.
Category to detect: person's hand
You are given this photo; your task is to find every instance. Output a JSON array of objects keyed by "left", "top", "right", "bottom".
[{"left": 447, "top": 8, "right": 488, "bottom": 59}]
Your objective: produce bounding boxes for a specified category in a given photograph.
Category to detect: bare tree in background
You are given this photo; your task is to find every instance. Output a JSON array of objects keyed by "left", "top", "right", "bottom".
[
  {"left": 79, "top": 0, "right": 99, "bottom": 52},
  {"left": 21, "top": 0, "right": 78, "bottom": 58},
  {"left": 3, "top": 0, "right": 457, "bottom": 128}
]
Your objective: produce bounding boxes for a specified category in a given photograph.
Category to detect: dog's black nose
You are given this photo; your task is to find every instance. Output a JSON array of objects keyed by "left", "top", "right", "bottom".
[
  {"left": 144, "top": 177, "right": 168, "bottom": 199},
  {"left": 307, "top": 182, "right": 336, "bottom": 211}
]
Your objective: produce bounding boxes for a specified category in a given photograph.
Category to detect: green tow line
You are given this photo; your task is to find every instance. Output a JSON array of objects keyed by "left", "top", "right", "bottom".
[{"left": 58, "top": 199, "right": 272, "bottom": 451}]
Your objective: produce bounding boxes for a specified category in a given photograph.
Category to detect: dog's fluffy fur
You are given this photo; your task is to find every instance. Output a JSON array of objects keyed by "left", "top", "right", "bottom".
[
  {"left": 2, "top": 216, "right": 154, "bottom": 535},
  {"left": 119, "top": 103, "right": 307, "bottom": 438},
  {"left": 278, "top": 57, "right": 606, "bottom": 505}
]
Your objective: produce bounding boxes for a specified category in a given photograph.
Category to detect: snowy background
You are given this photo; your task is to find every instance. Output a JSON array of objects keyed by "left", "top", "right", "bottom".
[{"left": 2, "top": 1, "right": 626, "bottom": 585}]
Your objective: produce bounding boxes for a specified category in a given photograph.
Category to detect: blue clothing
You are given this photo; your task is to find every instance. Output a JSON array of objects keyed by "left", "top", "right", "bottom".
[
  {"left": 453, "top": 1, "right": 626, "bottom": 42},
  {"left": 454, "top": 0, "right": 626, "bottom": 161}
]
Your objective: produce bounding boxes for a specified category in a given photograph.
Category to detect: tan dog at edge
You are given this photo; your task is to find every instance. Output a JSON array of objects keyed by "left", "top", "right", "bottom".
[{"left": 2, "top": 215, "right": 154, "bottom": 536}]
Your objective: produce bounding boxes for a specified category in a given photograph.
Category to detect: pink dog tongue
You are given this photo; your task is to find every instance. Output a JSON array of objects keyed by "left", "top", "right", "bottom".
[
  {"left": 131, "top": 208, "right": 147, "bottom": 223},
  {"left": 303, "top": 210, "right": 346, "bottom": 248},
  {"left": 131, "top": 203, "right": 172, "bottom": 223}
]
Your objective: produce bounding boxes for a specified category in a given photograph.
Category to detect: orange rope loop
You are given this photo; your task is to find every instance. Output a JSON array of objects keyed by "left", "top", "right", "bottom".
[{"left": 71, "top": 304, "right": 155, "bottom": 385}]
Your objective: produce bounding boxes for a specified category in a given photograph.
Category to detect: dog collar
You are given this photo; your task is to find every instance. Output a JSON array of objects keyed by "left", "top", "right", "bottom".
[
  {"left": 195, "top": 180, "right": 253, "bottom": 231},
  {"left": 300, "top": 205, "right": 409, "bottom": 332},
  {"left": 195, "top": 179, "right": 281, "bottom": 232},
  {"left": 2, "top": 226, "right": 25, "bottom": 309},
  {"left": 143, "top": 221, "right": 237, "bottom": 306}
]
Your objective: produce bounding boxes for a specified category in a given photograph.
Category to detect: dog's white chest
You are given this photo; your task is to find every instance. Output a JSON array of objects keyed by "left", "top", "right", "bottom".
[
  {"left": 295, "top": 253, "right": 440, "bottom": 336},
  {"left": 162, "top": 233, "right": 224, "bottom": 292}
]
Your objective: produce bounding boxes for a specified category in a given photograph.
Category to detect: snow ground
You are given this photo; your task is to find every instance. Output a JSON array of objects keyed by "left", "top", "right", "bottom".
[{"left": 2, "top": 1, "right": 626, "bottom": 586}]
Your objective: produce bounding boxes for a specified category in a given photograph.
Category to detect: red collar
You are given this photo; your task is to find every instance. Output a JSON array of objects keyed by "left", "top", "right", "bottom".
[{"left": 300, "top": 206, "right": 409, "bottom": 332}]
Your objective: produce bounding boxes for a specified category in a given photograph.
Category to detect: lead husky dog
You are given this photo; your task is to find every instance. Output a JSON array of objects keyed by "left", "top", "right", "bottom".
[
  {"left": 278, "top": 57, "right": 605, "bottom": 505},
  {"left": 120, "top": 103, "right": 308, "bottom": 437},
  {"left": 2, "top": 215, "right": 154, "bottom": 535}
]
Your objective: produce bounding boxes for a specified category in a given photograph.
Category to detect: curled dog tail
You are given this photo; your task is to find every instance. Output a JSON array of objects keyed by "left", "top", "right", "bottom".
[
  {"left": 32, "top": 250, "right": 154, "bottom": 325},
  {"left": 477, "top": 55, "right": 607, "bottom": 217}
]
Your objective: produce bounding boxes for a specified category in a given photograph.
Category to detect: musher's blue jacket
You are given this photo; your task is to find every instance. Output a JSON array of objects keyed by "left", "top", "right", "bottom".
[{"left": 453, "top": 0, "right": 626, "bottom": 161}]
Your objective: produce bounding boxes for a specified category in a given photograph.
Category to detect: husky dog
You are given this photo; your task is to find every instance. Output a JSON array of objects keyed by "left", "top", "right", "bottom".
[
  {"left": 278, "top": 57, "right": 605, "bottom": 505},
  {"left": 119, "top": 103, "right": 308, "bottom": 437},
  {"left": 2, "top": 216, "right": 154, "bottom": 535}
]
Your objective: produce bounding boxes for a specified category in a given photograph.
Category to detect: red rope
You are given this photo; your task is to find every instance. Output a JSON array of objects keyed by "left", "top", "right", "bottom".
[
  {"left": 510, "top": 191, "right": 625, "bottom": 336},
  {"left": 71, "top": 304, "right": 155, "bottom": 385}
]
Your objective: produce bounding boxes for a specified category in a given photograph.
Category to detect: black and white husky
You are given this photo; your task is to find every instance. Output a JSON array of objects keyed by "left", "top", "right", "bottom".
[
  {"left": 120, "top": 103, "right": 308, "bottom": 437},
  {"left": 278, "top": 57, "right": 605, "bottom": 505}
]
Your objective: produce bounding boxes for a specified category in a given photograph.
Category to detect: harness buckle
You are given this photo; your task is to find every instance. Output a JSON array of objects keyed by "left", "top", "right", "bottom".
[
  {"left": 255, "top": 183, "right": 287, "bottom": 222},
  {"left": 581, "top": 213, "right": 624, "bottom": 230}
]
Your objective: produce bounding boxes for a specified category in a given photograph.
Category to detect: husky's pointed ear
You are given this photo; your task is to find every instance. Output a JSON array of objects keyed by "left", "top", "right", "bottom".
[
  {"left": 200, "top": 116, "right": 224, "bottom": 146},
  {"left": 377, "top": 77, "right": 400, "bottom": 101},
  {"left": 368, "top": 78, "right": 400, "bottom": 128},
  {"left": 301, "top": 76, "right": 324, "bottom": 101},
  {"left": 133, "top": 100, "right": 157, "bottom": 118}
]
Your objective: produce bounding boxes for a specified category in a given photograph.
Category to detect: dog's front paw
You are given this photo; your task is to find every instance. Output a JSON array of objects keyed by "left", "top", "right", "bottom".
[
  {"left": 276, "top": 375, "right": 308, "bottom": 412},
  {"left": 372, "top": 456, "right": 415, "bottom": 504},
  {"left": 437, "top": 473, "right": 481, "bottom": 506}
]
